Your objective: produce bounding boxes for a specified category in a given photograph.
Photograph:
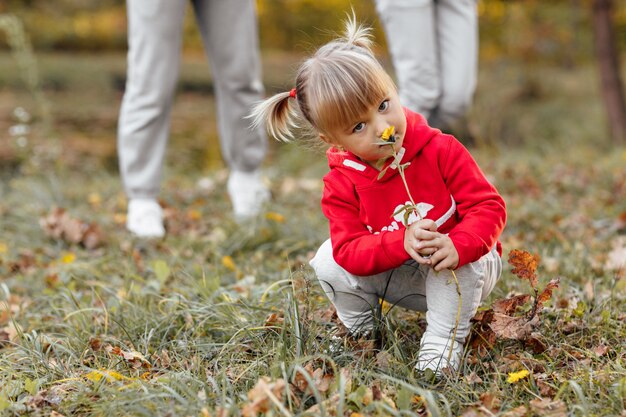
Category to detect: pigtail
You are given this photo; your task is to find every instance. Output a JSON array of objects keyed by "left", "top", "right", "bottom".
[{"left": 249, "top": 91, "right": 300, "bottom": 143}]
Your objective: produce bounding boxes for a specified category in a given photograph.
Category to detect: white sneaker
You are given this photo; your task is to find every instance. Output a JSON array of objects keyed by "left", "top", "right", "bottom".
[
  {"left": 415, "top": 332, "right": 464, "bottom": 375},
  {"left": 227, "top": 170, "right": 270, "bottom": 221},
  {"left": 126, "top": 198, "right": 165, "bottom": 238}
]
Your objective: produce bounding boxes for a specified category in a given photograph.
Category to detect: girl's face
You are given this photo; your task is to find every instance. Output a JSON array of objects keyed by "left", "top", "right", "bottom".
[{"left": 321, "top": 90, "right": 407, "bottom": 170}]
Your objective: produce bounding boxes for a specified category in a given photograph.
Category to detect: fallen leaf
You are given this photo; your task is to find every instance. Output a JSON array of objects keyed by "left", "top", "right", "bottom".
[
  {"left": 39, "top": 207, "right": 104, "bottom": 249},
  {"left": 105, "top": 345, "right": 151, "bottom": 369},
  {"left": 490, "top": 313, "right": 539, "bottom": 340},
  {"left": 500, "top": 405, "right": 527, "bottom": 417},
  {"left": 264, "top": 312, "right": 284, "bottom": 327},
  {"left": 479, "top": 391, "right": 500, "bottom": 411},
  {"left": 593, "top": 344, "right": 609, "bottom": 357},
  {"left": 465, "top": 371, "right": 484, "bottom": 385},
  {"left": 265, "top": 212, "right": 285, "bottom": 223},
  {"left": 525, "top": 332, "right": 548, "bottom": 353},
  {"left": 85, "top": 369, "right": 134, "bottom": 383},
  {"left": 529, "top": 398, "right": 567, "bottom": 417},
  {"left": 241, "top": 377, "right": 287, "bottom": 417},
  {"left": 492, "top": 294, "right": 531, "bottom": 315}
]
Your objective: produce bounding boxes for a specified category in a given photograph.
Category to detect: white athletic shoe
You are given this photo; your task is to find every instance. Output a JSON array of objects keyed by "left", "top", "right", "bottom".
[
  {"left": 227, "top": 170, "right": 270, "bottom": 221},
  {"left": 415, "top": 332, "right": 464, "bottom": 375},
  {"left": 126, "top": 198, "right": 165, "bottom": 238}
]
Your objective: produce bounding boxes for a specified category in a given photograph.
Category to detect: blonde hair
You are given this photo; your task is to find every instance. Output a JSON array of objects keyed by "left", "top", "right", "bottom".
[{"left": 249, "top": 16, "right": 396, "bottom": 143}]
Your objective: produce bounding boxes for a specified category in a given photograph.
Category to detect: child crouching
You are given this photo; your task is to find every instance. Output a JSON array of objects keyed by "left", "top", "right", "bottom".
[{"left": 250, "top": 17, "right": 506, "bottom": 375}]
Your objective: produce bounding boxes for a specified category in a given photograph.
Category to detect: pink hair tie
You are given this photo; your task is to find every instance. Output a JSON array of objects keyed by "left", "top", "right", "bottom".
[{"left": 289, "top": 88, "right": 297, "bottom": 99}]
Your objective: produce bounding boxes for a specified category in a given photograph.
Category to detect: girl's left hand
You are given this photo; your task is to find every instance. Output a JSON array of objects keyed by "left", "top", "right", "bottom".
[
  {"left": 424, "top": 235, "right": 459, "bottom": 271},
  {"left": 414, "top": 231, "right": 459, "bottom": 272}
]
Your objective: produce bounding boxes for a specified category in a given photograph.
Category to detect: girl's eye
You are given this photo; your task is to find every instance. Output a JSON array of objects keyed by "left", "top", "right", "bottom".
[
  {"left": 353, "top": 122, "right": 365, "bottom": 133},
  {"left": 378, "top": 100, "right": 390, "bottom": 112}
]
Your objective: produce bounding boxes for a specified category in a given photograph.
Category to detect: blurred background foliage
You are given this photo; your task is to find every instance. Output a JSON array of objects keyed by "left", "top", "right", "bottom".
[
  {"left": 1, "top": 0, "right": 625, "bottom": 157},
  {"left": 1, "top": 0, "right": 625, "bottom": 64}
]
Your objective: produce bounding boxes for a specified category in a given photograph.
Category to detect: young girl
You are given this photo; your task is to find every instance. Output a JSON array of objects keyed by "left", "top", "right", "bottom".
[{"left": 250, "top": 18, "right": 506, "bottom": 374}]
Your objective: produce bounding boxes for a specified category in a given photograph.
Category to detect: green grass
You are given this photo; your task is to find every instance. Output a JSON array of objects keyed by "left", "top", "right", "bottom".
[{"left": 0, "top": 50, "right": 625, "bottom": 416}]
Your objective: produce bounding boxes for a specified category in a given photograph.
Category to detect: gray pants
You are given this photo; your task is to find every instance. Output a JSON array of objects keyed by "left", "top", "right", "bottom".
[
  {"left": 375, "top": 0, "right": 478, "bottom": 129},
  {"left": 310, "top": 239, "right": 501, "bottom": 343},
  {"left": 118, "top": 0, "right": 267, "bottom": 199}
]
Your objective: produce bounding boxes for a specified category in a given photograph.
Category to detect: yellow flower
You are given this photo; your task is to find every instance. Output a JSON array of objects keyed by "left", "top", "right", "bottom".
[
  {"left": 61, "top": 252, "right": 76, "bottom": 264},
  {"left": 381, "top": 125, "right": 395, "bottom": 142},
  {"left": 507, "top": 369, "right": 530, "bottom": 383},
  {"left": 222, "top": 255, "right": 236, "bottom": 271}
]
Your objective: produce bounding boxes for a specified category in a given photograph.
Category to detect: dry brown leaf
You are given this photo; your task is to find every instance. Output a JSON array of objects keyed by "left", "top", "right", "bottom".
[
  {"left": 464, "top": 372, "right": 484, "bottom": 385},
  {"left": 0, "top": 322, "right": 20, "bottom": 347},
  {"left": 525, "top": 332, "right": 548, "bottom": 353},
  {"left": 105, "top": 345, "right": 151, "bottom": 369},
  {"left": 593, "top": 344, "right": 609, "bottom": 357},
  {"left": 508, "top": 249, "right": 540, "bottom": 288},
  {"left": 264, "top": 312, "right": 284, "bottom": 327},
  {"left": 500, "top": 405, "right": 528, "bottom": 417},
  {"left": 39, "top": 207, "right": 104, "bottom": 249},
  {"left": 493, "top": 294, "right": 531, "bottom": 315},
  {"left": 479, "top": 391, "right": 501, "bottom": 411},
  {"left": 293, "top": 362, "right": 334, "bottom": 394},
  {"left": 9, "top": 250, "right": 36, "bottom": 274},
  {"left": 529, "top": 398, "right": 567, "bottom": 417},
  {"left": 459, "top": 406, "right": 492, "bottom": 417},
  {"left": 490, "top": 313, "right": 539, "bottom": 340},
  {"left": 241, "top": 377, "right": 287, "bottom": 417}
]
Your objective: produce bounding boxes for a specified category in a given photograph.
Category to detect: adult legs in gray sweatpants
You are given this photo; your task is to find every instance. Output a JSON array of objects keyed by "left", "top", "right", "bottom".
[
  {"left": 375, "top": 0, "right": 478, "bottom": 131},
  {"left": 118, "top": 0, "right": 267, "bottom": 199},
  {"left": 310, "top": 239, "right": 501, "bottom": 372}
]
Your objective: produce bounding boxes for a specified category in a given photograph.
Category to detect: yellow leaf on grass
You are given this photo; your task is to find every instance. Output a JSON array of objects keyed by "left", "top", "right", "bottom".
[
  {"left": 187, "top": 209, "right": 202, "bottom": 221},
  {"left": 61, "top": 252, "right": 76, "bottom": 264},
  {"left": 0, "top": 243, "right": 7, "bottom": 254},
  {"left": 507, "top": 369, "right": 530, "bottom": 383},
  {"left": 113, "top": 213, "right": 127, "bottom": 224},
  {"left": 222, "top": 255, "right": 236, "bottom": 271},
  {"left": 88, "top": 192, "right": 101, "bottom": 206},
  {"left": 85, "top": 369, "right": 134, "bottom": 383},
  {"left": 265, "top": 212, "right": 285, "bottom": 223}
]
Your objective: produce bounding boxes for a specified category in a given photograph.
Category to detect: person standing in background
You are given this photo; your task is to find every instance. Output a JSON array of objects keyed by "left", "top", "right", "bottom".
[
  {"left": 374, "top": 0, "right": 478, "bottom": 134},
  {"left": 118, "top": 0, "right": 269, "bottom": 238}
]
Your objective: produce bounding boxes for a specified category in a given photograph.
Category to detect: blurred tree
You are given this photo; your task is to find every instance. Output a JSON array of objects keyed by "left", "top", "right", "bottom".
[{"left": 592, "top": 0, "right": 626, "bottom": 143}]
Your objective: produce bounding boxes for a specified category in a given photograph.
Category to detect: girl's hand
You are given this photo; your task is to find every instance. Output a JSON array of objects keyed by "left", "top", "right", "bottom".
[
  {"left": 424, "top": 235, "right": 459, "bottom": 272},
  {"left": 404, "top": 219, "right": 459, "bottom": 271},
  {"left": 404, "top": 219, "right": 437, "bottom": 264}
]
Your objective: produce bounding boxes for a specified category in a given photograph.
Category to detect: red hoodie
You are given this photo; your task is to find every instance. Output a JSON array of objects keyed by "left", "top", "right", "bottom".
[{"left": 321, "top": 108, "right": 506, "bottom": 276}]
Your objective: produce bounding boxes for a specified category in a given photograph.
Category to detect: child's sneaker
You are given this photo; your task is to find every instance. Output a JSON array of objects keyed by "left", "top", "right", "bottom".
[
  {"left": 126, "top": 198, "right": 165, "bottom": 238},
  {"left": 227, "top": 170, "right": 270, "bottom": 221},
  {"left": 415, "top": 332, "right": 464, "bottom": 376}
]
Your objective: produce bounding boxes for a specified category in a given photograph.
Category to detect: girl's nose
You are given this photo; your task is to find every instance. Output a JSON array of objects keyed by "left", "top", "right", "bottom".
[{"left": 375, "top": 123, "right": 389, "bottom": 139}]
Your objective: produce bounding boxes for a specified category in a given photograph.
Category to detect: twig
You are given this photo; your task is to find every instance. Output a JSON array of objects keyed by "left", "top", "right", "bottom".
[{"left": 447, "top": 270, "right": 462, "bottom": 367}]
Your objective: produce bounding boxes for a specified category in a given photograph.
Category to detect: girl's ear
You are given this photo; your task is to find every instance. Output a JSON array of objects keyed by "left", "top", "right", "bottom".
[{"left": 319, "top": 133, "right": 337, "bottom": 146}]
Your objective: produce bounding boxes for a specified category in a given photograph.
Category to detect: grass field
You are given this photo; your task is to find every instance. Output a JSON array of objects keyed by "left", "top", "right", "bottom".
[{"left": 0, "top": 50, "right": 625, "bottom": 416}]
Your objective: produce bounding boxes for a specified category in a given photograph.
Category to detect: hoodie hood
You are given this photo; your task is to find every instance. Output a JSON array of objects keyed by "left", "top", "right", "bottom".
[{"left": 326, "top": 108, "right": 439, "bottom": 183}]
